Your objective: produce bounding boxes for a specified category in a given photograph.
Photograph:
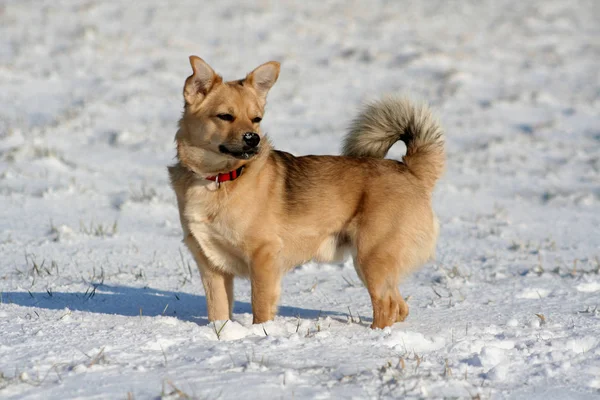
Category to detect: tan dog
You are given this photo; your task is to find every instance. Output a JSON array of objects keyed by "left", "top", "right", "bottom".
[{"left": 169, "top": 56, "right": 444, "bottom": 329}]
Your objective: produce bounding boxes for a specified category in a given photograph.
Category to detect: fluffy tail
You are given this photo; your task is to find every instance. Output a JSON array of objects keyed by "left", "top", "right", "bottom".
[{"left": 343, "top": 96, "right": 445, "bottom": 189}]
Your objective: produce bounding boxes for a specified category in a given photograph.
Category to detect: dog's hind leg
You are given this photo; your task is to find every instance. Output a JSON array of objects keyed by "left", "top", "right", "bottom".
[
  {"left": 355, "top": 242, "right": 409, "bottom": 329},
  {"left": 184, "top": 235, "right": 234, "bottom": 321},
  {"left": 351, "top": 248, "right": 366, "bottom": 286},
  {"left": 250, "top": 244, "right": 282, "bottom": 324}
]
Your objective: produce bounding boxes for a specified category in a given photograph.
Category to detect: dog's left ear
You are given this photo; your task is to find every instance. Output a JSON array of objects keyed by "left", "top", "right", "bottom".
[{"left": 246, "top": 61, "right": 280, "bottom": 100}]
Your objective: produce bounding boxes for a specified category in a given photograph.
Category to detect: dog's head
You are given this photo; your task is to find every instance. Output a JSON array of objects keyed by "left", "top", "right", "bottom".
[{"left": 176, "top": 56, "right": 280, "bottom": 175}]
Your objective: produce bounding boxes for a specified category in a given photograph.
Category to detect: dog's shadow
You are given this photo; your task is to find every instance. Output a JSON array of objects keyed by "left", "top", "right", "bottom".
[{"left": 3, "top": 284, "right": 350, "bottom": 325}]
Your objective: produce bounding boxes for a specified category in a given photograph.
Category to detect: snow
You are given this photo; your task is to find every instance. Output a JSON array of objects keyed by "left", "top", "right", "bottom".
[{"left": 1, "top": 0, "right": 599, "bottom": 399}]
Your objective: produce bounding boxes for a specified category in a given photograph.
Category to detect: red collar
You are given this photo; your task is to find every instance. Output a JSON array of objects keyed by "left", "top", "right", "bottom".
[{"left": 205, "top": 166, "right": 244, "bottom": 186}]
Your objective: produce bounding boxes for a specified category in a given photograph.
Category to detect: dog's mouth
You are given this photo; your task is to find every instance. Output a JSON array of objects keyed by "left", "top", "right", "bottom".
[{"left": 218, "top": 145, "right": 259, "bottom": 160}]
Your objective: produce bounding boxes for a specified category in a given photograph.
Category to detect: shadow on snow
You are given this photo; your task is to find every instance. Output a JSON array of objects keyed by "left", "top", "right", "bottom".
[{"left": 2, "top": 284, "right": 350, "bottom": 325}]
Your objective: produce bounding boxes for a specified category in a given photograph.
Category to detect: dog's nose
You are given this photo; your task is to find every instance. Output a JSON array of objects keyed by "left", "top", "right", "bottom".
[{"left": 243, "top": 132, "right": 260, "bottom": 148}]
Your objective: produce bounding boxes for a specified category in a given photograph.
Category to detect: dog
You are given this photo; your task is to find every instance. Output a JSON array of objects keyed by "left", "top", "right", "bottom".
[{"left": 168, "top": 56, "right": 444, "bottom": 329}]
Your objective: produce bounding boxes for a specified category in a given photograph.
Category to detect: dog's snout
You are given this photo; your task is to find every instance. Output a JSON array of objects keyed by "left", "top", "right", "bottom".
[{"left": 243, "top": 132, "right": 260, "bottom": 148}]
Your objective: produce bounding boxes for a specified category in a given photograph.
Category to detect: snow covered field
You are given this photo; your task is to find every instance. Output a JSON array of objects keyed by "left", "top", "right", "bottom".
[{"left": 1, "top": 0, "right": 599, "bottom": 398}]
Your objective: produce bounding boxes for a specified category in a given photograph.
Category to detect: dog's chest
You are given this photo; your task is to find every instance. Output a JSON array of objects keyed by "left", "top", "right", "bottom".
[{"left": 183, "top": 187, "right": 250, "bottom": 275}]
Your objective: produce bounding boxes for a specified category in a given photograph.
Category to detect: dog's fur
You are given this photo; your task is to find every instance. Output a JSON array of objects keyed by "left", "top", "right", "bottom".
[{"left": 169, "top": 56, "right": 444, "bottom": 329}]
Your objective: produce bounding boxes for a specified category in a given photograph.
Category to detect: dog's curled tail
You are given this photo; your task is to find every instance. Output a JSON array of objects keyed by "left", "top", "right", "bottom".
[{"left": 343, "top": 96, "right": 445, "bottom": 189}]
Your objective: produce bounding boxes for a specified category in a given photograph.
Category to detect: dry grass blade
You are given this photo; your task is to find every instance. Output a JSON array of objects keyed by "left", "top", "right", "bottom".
[
  {"left": 398, "top": 357, "right": 405, "bottom": 371},
  {"left": 88, "top": 347, "right": 106, "bottom": 367},
  {"left": 414, "top": 353, "right": 421, "bottom": 373},
  {"left": 444, "top": 359, "right": 452, "bottom": 377},
  {"left": 535, "top": 313, "right": 546, "bottom": 325},
  {"left": 213, "top": 320, "right": 229, "bottom": 340},
  {"left": 165, "top": 380, "right": 190, "bottom": 399}
]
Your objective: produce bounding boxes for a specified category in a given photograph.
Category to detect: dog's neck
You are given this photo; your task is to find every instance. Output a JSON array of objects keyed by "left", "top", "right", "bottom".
[{"left": 205, "top": 166, "right": 245, "bottom": 186}]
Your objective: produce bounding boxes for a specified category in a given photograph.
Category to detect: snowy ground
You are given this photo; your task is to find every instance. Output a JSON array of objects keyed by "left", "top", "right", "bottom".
[{"left": 1, "top": 1, "right": 599, "bottom": 398}]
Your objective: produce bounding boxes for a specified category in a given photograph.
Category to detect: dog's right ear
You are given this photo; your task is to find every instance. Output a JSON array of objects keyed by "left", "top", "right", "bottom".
[{"left": 184, "top": 56, "right": 222, "bottom": 105}]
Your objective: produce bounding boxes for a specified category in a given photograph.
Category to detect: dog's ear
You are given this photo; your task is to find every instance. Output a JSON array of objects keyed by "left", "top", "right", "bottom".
[
  {"left": 184, "top": 56, "right": 222, "bottom": 105},
  {"left": 246, "top": 61, "right": 280, "bottom": 100}
]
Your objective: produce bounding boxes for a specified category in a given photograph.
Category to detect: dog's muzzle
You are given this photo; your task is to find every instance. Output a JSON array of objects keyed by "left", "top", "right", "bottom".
[
  {"left": 218, "top": 144, "right": 259, "bottom": 160},
  {"left": 219, "top": 132, "right": 261, "bottom": 159}
]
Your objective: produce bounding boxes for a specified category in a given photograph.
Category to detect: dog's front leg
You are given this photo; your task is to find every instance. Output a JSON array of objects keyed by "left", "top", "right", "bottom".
[
  {"left": 184, "top": 235, "right": 234, "bottom": 321},
  {"left": 198, "top": 264, "right": 234, "bottom": 321},
  {"left": 250, "top": 245, "right": 282, "bottom": 324}
]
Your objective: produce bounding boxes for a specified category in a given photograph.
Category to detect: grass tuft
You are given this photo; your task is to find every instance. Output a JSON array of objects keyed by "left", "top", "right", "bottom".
[{"left": 79, "top": 220, "right": 118, "bottom": 237}]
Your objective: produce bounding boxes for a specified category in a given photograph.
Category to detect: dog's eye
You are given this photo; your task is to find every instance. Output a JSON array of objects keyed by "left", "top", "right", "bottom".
[
  {"left": 217, "top": 113, "right": 234, "bottom": 122},
  {"left": 252, "top": 117, "right": 262, "bottom": 123}
]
